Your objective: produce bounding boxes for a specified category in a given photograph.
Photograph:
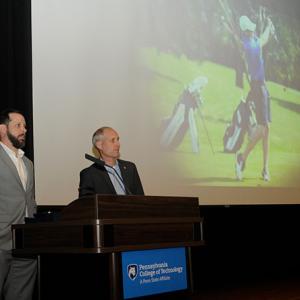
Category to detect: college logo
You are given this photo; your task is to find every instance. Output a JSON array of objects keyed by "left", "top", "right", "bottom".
[{"left": 127, "top": 264, "right": 138, "bottom": 280}]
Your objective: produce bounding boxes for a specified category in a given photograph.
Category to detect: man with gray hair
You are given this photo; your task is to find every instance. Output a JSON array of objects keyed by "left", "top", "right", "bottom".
[{"left": 79, "top": 127, "right": 144, "bottom": 197}]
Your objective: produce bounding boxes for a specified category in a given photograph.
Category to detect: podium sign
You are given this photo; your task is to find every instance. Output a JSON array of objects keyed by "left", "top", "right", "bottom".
[{"left": 121, "top": 247, "right": 188, "bottom": 299}]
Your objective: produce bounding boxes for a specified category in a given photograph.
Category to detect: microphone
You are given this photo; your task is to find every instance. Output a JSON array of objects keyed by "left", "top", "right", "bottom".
[
  {"left": 85, "top": 153, "right": 105, "bottom": 166},
  {"left": 84, "top": 153, "right": 132, "bottom": 195}
]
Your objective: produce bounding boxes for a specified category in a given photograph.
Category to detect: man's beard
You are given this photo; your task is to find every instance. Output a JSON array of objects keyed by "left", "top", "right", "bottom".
[{"left": 7, "top": 131, "right": 26, "bottom": 149}]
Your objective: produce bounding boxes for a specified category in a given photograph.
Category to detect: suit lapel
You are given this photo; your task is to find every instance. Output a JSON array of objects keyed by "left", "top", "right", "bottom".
[
  {"left": 23, "top": 157, "right": 32, "bottom": 191},
  {"left": 97, "top": 164, "right": 116, "bottom": 194},
  {"left": 119, "top": 160, "right": 130, "bottom": 193},
  {"left": 0, "top": 145, "right": 24, "bottom": 189}
]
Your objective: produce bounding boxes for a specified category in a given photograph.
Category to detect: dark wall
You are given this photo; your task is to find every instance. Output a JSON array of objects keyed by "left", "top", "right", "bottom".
[
  {"left": 192, "top": 204, "right": 300, "bottom": 290},
  {"left": 0, "top": 0, "right": 33, "bottom": 160}
]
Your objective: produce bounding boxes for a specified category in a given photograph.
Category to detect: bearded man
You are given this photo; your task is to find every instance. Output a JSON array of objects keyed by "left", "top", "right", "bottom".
[{"left": 0, "top": 109, "right": 37, "bottom": 300}]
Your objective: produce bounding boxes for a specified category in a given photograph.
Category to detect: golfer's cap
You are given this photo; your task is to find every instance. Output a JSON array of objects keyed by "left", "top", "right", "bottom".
[{"left": 239, "top": 15, "right": 256, "bottom": 32}]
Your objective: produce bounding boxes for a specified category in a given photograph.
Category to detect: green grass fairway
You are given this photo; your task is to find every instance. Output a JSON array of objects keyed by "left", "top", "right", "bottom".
[{"left": 141, "top": 48, "right": 300, "bottom": 187}]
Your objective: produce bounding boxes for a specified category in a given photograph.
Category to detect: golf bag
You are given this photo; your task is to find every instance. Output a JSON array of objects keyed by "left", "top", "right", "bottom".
[
  {"left": 160, "top": 89, "right": 199, "bottom": 152},
  {"left": 160, "top": 76, "right": 208, "bottom": 153},
  {"left": 223, "top": 99, "right": 254, "bottom": 153}
]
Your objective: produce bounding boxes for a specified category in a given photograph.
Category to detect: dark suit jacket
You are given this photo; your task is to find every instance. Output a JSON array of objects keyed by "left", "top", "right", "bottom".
[{"left": 78, "top": 159, "right": 144, "bottom": 197}]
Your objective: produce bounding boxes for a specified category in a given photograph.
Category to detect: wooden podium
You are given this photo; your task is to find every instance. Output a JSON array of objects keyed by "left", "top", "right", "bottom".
[{"left": 12, "top": 195, "right": 204, "bottom": 300}]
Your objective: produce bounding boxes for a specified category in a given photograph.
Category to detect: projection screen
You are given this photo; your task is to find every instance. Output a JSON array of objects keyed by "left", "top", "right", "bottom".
[{"left": 32, "top": 0, "right": 300, "bottom": 205}]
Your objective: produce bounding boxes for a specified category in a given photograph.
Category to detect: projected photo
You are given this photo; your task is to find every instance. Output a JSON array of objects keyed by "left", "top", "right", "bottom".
[{"left": 140, "top": 0, "right": 300, "bottom": 188}]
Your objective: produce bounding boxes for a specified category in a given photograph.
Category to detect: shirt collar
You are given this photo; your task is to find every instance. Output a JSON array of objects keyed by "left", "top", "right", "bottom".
[
  {"left": 100, "top": 157, "right": 119, "bottom": 168},
  {"left": 0, "top": 141, "right": 25, "bottom": 158}
]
